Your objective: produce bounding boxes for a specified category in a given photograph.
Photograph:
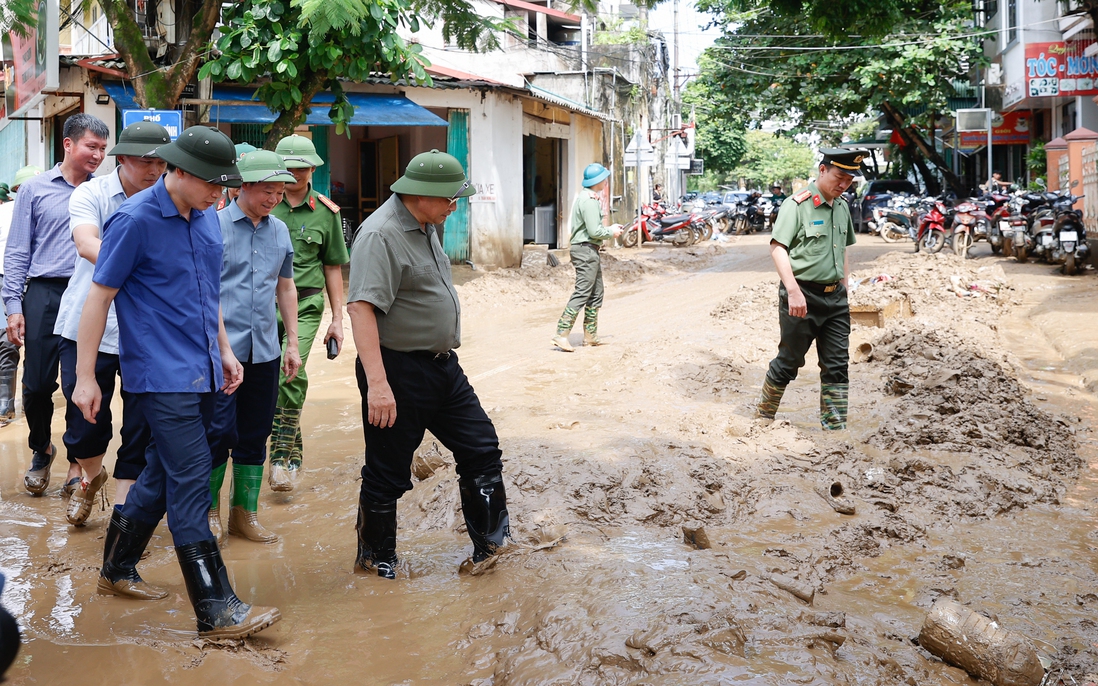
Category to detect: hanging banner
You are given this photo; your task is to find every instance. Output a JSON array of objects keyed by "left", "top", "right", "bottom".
[
  {"left": 3, "top": 0, "right": 60, "bottom": 119},
  {"left": 1026, "top": 41, "right": 1098, "bottom": 98},
  {"left": 959, "top": 110, "right": 1032, "bottom": 150}
]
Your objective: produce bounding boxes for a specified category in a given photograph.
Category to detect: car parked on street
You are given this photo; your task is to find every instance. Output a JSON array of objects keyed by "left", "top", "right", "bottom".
[{"left": 853, "top": 179, "right": 919, "bottom": 233}]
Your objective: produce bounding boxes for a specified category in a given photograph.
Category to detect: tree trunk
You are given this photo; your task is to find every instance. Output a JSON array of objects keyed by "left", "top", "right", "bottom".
[
  {"left": 880, "top": 101, "right": 962, "bottom": 193},
  {"left": 101, "top": 0, "right": 222, "bottom": 109},
  {"left": 263, "top": 75, "right": 328, "bottom": 149}
]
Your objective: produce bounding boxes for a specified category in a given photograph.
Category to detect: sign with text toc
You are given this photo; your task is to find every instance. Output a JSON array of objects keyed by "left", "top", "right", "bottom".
[
  {"left": 1026, "top": 41, "right": 1098, "bottom": 98},
  {"left": 122, "top": 109, "right": 183, "bottom": 140}
]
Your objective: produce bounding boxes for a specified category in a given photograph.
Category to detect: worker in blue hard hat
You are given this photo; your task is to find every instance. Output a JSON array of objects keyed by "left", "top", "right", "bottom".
[{"left": 552, "top": 162, "right": 622, "bottom": 352}]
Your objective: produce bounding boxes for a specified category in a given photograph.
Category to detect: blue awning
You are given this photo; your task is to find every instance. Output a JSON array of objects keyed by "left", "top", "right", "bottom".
[{"left": 101, "top": 82, "right": 447, "bottom": 127}]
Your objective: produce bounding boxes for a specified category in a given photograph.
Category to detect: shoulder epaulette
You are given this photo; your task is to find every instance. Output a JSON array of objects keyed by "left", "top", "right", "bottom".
[
  {"left": 792, "top": 189, "right": 812, "bottom": 204},
  {"left": 317, "top": 194, "right": 341, "bottom": 213}
]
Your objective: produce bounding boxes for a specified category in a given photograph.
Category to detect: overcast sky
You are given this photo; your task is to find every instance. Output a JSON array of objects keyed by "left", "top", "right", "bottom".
[{"left": 649, "top": 0, "right": 721, "bottom": 75}]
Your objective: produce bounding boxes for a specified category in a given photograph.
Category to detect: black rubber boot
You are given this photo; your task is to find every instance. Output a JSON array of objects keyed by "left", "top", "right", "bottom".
[
  {"left": 355, "top": 496, "right": 398, "bottom": 579},
  {"left": 175, "top": 538, "right": 281, "bottom": 639},
  {"left": 458, "top": 473, "right": 511, "bottom": 563},
  {"left": 97, "top": 509, "right": 168, "bottom": 600}
]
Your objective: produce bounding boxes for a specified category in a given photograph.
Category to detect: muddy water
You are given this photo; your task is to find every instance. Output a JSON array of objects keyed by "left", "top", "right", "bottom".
[{"left": 3, "top": 236, "right": 1098, "bottom": 684}]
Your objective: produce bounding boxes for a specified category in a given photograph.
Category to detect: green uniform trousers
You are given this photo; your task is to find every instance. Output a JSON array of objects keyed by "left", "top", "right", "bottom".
[
  {"left": 277, "top": 292, "right": 325, "bottom": 409},
  {"left": 566, "top": 244, "right": 604, "bottom": 312},
  {"left": 765, "top": 282, "right": 850, "bottom": 387}
]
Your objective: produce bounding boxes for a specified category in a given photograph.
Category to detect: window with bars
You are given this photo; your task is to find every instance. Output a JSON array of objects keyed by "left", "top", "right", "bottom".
[{"left": 1007, "top": 0, "right": 1018, "bottom": 44}]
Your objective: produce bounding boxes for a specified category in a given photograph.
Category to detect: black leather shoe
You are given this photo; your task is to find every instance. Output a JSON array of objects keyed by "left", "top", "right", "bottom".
[{"left": 24, "top": 444, "right": 56, "bottom": 496}]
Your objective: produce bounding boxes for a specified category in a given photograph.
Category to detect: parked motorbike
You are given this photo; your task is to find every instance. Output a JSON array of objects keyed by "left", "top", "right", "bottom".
[
  {"left": 871, "top": 195, "right": 920, "bottom": 243},
  {"left": 914, "top": 197, "right": 953, "bottom": 253},
  {"left": 1047, "top": 187, "right": 1088, "bottom": 274},
  {"left": 623, "top": 204, "right": 696, "bottom": 248},
  {"left": 952, "top": 198, "right": 990, "bottom": 259},
  {"left": 730, "top": 194, "right": 768, "bottom": 235},
  {"left": 980, "top": 191, "right": 1011, "bottom": 254}
]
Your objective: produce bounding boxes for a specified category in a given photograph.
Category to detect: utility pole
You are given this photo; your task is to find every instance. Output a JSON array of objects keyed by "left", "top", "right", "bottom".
[{"left": 672, "top": 0, "right": 681, "bottom": 203}]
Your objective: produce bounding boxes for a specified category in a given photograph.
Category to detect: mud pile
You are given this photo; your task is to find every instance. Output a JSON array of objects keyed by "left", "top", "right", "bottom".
[{"left": 849, "top": 250, "right": 1015, "bottom": 316}]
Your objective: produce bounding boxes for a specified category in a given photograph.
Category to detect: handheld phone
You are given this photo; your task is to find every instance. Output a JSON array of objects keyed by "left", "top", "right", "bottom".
[{"left": 326, "top": 337, "right": 339, "bottom": 360}]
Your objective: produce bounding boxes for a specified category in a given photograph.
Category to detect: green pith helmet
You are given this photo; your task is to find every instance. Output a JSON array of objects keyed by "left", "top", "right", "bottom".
[
  {"left": 152, "top": 126, "right": 242, "bottom": 187},
  {"left": 582, "top": 163, "right": 610, "bottom": 188},
  {"left": 237, "top": 150, "right": 295, "bottom": 183},
  {"left": 109, "top": 121, "right": 171, "bottom": 157},
  {"left": 12, "top": 165, "right": 43, "bottom": 190},
  {"left": 275, "top": 134, "right": 324, "bottom": 168},
  {"left": 0, "top": 183, "right": 8, "bottom": 202},
  {"left": 234, "top": 142, "right": 257, "bottom": 160},
  {"left": 390, "top": 149, "right": 475, "bottom": 199}
]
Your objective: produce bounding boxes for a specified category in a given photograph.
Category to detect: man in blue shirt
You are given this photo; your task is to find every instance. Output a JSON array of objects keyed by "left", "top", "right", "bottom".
[
  {"left": 72, "top": 126, "right": 279, "bottom": 640},
  {"left": 209, "top": 150, "right": 300, "bottom": 545},
  {"left": 54, "top": 121, "right": 169, "bottom": 527},
  {"left": 3, "top": 114, "right": 109, "bottom": 496}
]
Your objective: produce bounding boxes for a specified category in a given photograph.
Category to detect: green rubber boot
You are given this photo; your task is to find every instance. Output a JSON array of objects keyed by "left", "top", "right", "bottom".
[
  {"left": 820, "top": 384, "right": 849, "bottom": 431},
  {"left": 756, "top": 377, "right": 788, "bottom": 423},
  {"left": 228, "top": 464, "right": 278, "bottom": 543},
  {"left": 208, "top": 462, "right": 227, "bottom": 545},
  {"left": 583, "top": 307, "right": 601, "bottom": 346},
  {"left": 552, "top": 307, "right": 579, "bottom": 352}
]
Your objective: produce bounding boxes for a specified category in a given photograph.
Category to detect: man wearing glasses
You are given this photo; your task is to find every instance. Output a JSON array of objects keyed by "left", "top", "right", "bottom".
[
  {"left": 346, "top": 149, "right": 510, "bottom": 579},
  {"left": 269, "top": 134, "right": 349, "bottom": 492}
]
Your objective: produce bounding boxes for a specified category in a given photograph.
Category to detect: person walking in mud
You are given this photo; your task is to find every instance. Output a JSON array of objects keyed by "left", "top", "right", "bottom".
[
  {"left": 756, "top": 148, "right": 869, "bottom": 431},
  {"left": 72, "top": 126, "right": 280, "bottom": 639},
  {"left": 4, "top": 114, "right": 110, "bottom": 497},
  {"left": 207, "top": 150, "right": 301, "bottom": 545},
  {"left": 552, "top": 163, "right": 622, "bottom": 352},
  {"left": 54, "top": 122, "right": 170, "bottom": 527},
  {"left": 346, "top": 149, "right": 511, "bottom": 579},
  {"left": 268, "top": 134, "right": 349, "bottom": 492}
]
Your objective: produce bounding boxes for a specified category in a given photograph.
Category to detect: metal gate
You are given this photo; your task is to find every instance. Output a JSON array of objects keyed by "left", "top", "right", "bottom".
[
  {"left": 443, "top": 109, "right": 470, "bottom": 263},
  {"left": 1083, "top": 144, "right": 1098, "bottom": 236}
]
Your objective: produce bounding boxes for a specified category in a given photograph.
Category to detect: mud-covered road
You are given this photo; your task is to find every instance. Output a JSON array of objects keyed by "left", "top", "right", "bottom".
[{"left": 3, "top": 234, "right": 1098, "bottom": 685}]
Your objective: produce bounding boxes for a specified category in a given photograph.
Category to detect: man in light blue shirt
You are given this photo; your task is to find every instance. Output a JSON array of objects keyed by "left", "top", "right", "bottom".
[
  {"left": 54, "top": 122, "right": 170, "bottom": 527},
  {"left": 208, "top": 150, "right": 300, "bottom": 545}
]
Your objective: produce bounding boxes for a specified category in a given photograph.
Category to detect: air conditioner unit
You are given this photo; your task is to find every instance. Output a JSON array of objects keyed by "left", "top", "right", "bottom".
[{"left": 986, "top": 63, "right": 1003, "bottom": 86}]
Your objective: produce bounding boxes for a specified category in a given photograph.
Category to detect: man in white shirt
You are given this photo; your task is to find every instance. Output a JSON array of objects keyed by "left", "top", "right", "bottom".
[{"left": 53, "top": 122, "right": 169, "bottom": 526}]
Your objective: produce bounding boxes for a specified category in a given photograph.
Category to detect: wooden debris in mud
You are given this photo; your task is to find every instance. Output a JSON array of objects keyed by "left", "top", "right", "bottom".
[{"left": 768, "top": 573, "right": 815, "bottom": 604}]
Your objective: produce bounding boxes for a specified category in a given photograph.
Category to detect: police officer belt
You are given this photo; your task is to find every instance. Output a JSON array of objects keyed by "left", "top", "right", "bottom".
[
  {"left": 408, "top": 350, "right": 451, "bottom": 361},
  {"left": 796, "top": 279, "right": 842, "bottom": 294},
  {"left": 579, "top": 242, "right": 600, "bottom": 251},
  {"left": 297, "top": 287, "right": 322, "bottom": 300}
]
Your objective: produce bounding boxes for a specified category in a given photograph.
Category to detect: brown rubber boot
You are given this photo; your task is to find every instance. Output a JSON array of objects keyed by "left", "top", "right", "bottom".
[
  {"left": 208, "top": 508, "right": 226, "bottom": 546},
  {"left": 228, "top": 506, "right": 279, "bottom": 544}
]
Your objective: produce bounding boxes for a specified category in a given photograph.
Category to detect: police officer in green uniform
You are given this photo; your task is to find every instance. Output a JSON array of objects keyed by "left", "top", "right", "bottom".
[
  {"left": 552, "top": 163, "right": 621, "bottom": 352},
  {"left": 268, "top": 134, "right": 349, "bottom": 491},
  {"left": 756, "top": 148, "right": 868, "bottom": 430}
]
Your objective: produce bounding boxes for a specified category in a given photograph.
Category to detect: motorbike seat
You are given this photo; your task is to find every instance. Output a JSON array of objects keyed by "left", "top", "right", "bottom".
[{"left": 659, "top": 214, "right": 692, "bottom": 225}]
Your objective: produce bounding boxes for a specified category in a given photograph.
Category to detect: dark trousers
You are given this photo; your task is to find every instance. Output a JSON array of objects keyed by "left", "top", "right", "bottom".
[
  {"left": 22, "top": 278, "right": 73, "bottom": 461},
  {"left": 766, "top": 282, "right": 850, "bottom": 387},
  {"left": 207, "top": 358, "right": 280, "bottom": 468},
  {"left": 58, "top": 338, "right": 150, "bottom": 479},
  {"left": 122, "top": 393, "right": 215, "bottom": 547},
  {"left": 355, "top": 349, "right": 503, "bottom": 503}
]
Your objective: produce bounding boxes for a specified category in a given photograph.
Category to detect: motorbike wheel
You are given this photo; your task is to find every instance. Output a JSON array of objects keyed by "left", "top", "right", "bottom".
[
  {"left": 990, "top": 243, "right": 1001, "bottom": 254},
  {"left": 1002, "top": 240, "right": 1013, "bottom": 258},
  {"left": 1065, "top": 252, "right": 1077, "bottom": 275},
  {"left": 720, "top": 218, "right": 731, "bottom": 234},
  {"left": 880, "top": 223, "right": 907, "bottom": 243},
  {"left": 954, "top": 231, "right": 972, "bottom": 259},
  {"left": 1015, "top": 245, "right": 1028, "bottom": 263},
  {"left": 623, "top": 227, "right": 640, "bottom": 248},
  {"left": 671, "top": 229, "right": 692, "bottom": 248},
  {"left": 925, "top": 229, "right": 946, "bottom": 254},
  {"left": 733, "top": 216, "right": 748, "bottom": 235}
]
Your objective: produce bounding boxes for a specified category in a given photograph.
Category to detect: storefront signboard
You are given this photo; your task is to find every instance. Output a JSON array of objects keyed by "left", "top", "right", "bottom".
[
  {"left": 959, "top": 110, "right": 1032, "bottom": 150},
  {"left": 3, "top": 0, "right": 59, "bottom": 119},
  {"left": 1026, "top": 41, "right": 1098, "bottom": 98}
]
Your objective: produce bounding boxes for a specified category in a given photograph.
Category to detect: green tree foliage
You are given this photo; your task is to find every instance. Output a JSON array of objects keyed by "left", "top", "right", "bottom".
[
  {"left": 684, "top": 72, "right": 747, "bottom": 177},
  {"left": 692, "top": 0, "right": 983, "bottom": 192},
  {"left": 732, "top": 130, "right": 815, "bottom": 189}
]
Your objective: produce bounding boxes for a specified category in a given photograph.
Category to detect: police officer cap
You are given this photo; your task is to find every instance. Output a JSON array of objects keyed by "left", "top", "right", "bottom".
[
  {"left": 109, "top": 121, "right": 171, "bottom": 157},
  {"left": 582, "top": 163, "right": 610, "bottom": 188},
  {"left": 237, "top": 150, "right": 296, "bottom": 183},
  {"left": 234, "top": 142, "right": 257, "bottom": 160},
  {"left": 12, "top": 165, "right": 43, "bottom": 190},
  {"left": 820, "top": 147, "right": 870, "bottom": 172},
  {"left": 390, "top": 149, "right": 475, "bottom": 199},
  {"left": 151, "top": 126, "right": 242, "bottom": 187},
  {"left": 275, "top": 134, "right": 324, "bottom": 168}
]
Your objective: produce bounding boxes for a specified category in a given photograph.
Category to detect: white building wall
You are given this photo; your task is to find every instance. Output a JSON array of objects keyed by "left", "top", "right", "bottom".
[{"left": 406, "top": 87, "right": 526, "bottom": 268}]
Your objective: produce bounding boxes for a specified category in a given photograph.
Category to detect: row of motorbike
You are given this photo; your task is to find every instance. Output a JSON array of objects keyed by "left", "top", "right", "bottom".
[
  {"left": 869, "top": 183, "right": 1091, "bottom": 275},
  {"left": 622, "top": 195, "right": 774, "bottom": 248}
]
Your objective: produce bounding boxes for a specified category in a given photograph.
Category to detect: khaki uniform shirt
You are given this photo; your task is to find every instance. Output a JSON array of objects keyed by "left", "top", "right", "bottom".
[
  {"left": 770, "top": 182, "right": 856, "bottom": 284},
  {"left": 569, "top": 189, "right": 613, "bottom": 246},
  {"left": 270, "top": 186, "right": 349, "bottom": 291},
  {"left": 347, "top": 194, "right": 461, "bottom": 353}
]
